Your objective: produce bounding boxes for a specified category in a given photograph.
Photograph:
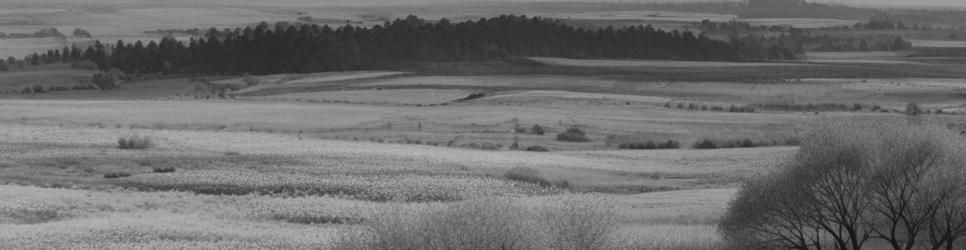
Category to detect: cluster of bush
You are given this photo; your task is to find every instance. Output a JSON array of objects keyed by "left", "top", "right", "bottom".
[
  {"left": 753, "top": 102, "right": 881, "bottom": 113},
  {"left": 504, "top": 167, "right": 570, "bottom": 189},
  {"left": 513, "top": 124, "right": 546, "bottom": 135},
  {"left": 457, "top": 92, "right": 486, "bottom": 102},
  {"left": 664, "top": 102, "right": 756, "bottom": 113},
  {"left": 117, "top": 135, "right": 154, "bottom": 150},
  {"left": 556, "top": 127, "right": 591, "bottom": 142},
  {"left": 618, "top": 140, "right": 681, "bottom": 150},
  {"left": 692, "top": 137, "right": 800, "bottom": 149}
]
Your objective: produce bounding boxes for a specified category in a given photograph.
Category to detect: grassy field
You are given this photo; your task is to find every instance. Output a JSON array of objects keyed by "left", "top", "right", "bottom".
[{"left": 3, "top": 1, "right": 966, "bottom": 248}]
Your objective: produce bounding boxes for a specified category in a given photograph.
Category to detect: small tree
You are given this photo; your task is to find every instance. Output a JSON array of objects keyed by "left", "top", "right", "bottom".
[
  {"left": 556, "top": 126, "right": 590, "bottom": 142},
  {"left": 92, "top": 68, "right": 125, "bottom": 90},
  {"left": 72, "top": 28, "right": 92, "bottom": 38},
  {"left": 531, "top": 124, "right": 546, "bottom": 135},
  {"left": 906, "top": 102, "right": 923, "bottom": 116}
]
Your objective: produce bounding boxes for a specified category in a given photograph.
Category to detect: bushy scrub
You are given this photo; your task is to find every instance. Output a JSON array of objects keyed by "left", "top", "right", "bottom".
[
  {"left": 619, "top": 140, "right": 680, "bottom": 150},
  {"left": 332, "top": 197, "right": 619, "bottom": 250},
  {"left": 117, "top": 135, "right": 154, "bottom": 150},
  {"left": 557, "top": 127, "right": 591, "bottom": 142},
  {"left": 721, "top": 118, "right": 966, "bottom": 250},
  {"left": 504, "top": 167, "right": 568, "bottom": 188}
]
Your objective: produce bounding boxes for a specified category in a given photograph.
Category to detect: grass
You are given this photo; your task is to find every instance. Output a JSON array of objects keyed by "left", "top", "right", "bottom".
[
  {"left": 332, "top": 197, "right": 619, "bottom": 250},
  {"left": 504, "top": 167, "right": 569, "bottom": 188}
]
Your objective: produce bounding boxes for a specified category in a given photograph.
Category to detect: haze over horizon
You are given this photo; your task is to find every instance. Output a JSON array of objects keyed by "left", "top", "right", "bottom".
[{"left": 5, "top": 0, "right": 966, "bottom": 9}]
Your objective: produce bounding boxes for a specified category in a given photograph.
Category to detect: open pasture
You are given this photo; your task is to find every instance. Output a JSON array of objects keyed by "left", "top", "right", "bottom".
[
  {"left": 0, "top": 65, "right": 93, "bottom": 93},
  {"left": 0, "top": 115, "right": 759, "bottom": 248}
]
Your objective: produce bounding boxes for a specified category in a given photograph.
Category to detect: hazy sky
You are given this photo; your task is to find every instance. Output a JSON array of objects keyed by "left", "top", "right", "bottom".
[{"left": 4, "top": 0, "right": 966, "bottom": 9}]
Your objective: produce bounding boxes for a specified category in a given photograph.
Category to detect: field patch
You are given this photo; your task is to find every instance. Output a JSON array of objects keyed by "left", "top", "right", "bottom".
[
  {"left": 234, "top": 71, "right": 409, "bottom": 95},
  {"left": 910, "top": 39, "right": 966, "bottom": 48},
  {"left": 529, "top": 57, "right": 806, "bottom": 68},
  {"left": 259, "top": 89, "right": 477, "bottom": 105}
]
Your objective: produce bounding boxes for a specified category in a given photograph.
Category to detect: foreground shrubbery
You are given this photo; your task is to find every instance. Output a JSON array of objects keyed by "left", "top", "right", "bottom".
[
  {"left": 721, "top": 118, "right": 966, "bottom": 250},
  {"left": 333, "top": 197, "right": 619, "bottom": 250}
]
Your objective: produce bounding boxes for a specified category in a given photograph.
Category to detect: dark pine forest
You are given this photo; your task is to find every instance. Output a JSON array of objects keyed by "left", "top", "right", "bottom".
[{"left": 24, "top": 15, "right": 797, "bottom": 75}]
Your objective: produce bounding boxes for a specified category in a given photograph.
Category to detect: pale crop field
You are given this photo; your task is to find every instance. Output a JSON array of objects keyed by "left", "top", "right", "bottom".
[
  {"left": 256, "top": 89, "right": 478, "bottom": 105},
  {"left": 910, "top": 39, "right": 966, "bottom": 48},
  {"left": 529, "top": 57, "right": 808, "bottom": 68},
  {"left": 0, "top": 120, "right": 748, "bottom": 249}
]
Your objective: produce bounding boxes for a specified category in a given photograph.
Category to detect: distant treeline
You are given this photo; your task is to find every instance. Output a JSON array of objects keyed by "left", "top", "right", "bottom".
[
  {"left": 699, "top": 20, "right": 913, "bottom": 52},
  {"left": 29, "top": 15, "right": 793, "bottom": 75}
]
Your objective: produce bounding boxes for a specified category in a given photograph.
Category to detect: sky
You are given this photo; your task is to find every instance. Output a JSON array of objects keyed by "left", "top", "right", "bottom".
[{"left": 4, "top": 0, "right": 966, "bottom": 9}]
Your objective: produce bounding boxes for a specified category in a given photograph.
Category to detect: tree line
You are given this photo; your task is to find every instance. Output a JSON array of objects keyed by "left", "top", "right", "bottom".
[{"left": 7, "top": 15, "right": 797, "bottom": 75}]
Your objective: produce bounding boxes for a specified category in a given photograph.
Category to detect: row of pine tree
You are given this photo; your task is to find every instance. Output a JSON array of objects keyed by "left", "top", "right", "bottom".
[{"left": 7, "top": 15, "right": 796, "bottom": 75}]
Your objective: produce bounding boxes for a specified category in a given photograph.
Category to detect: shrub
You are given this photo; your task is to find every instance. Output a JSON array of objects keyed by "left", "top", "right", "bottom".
[
  {"left": 117, "top": 135, "right": 154, "bottom": 150},
  {"left": 619, "top": 139, "right": 681, "bottom": 150},
  {"left": 721, "top": 118, "right": 966, "bottom": 250},
  {"left": 532, "top": 124, "right": 546, "bottom": 135},
  {"left": 557, "top": 127, "right": 590, "bottom": 142},
  {"left": 243, "top": 74, "right": 260, "bottom": 86},
  {"left": 152, "top": 167, "right": 176, "bottom": 173},
  {"left": 525, "top": 146, "right": 550, "bottom": 152},
  {"left": 332, "top": 197, "right": 619, "bottom": 250},
  {"left": 906, "top": 102, "right": 923, "bottom": 116},
  {"left": 72, "top": 28, "right": 92, "bottom": 38},
  {"left": 103, "top": 172, "right": 132, "bottom": 179},
  {"left": 505, "top": 166, "right": 553, "bottom": 187},
  {"left": 458, "top": 92, "right": 486, "bottom": 101},
  {"left": 92, "top": 69, "right": 124, "bottom": 90},
  {"left": 659, "top": 140, "right": 681, "bottom": 149},
  {"left": 692, "top": 139, "right": 718, "bottom": 149}
]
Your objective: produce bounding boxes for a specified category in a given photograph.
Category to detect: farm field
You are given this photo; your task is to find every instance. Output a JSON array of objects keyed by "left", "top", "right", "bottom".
[{"left": 4, "top": 0, "right": 966, "bottom": 249}]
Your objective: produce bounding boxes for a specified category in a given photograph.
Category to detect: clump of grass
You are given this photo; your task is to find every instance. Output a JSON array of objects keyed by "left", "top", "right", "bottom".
[
  {"left": 504, "top": 167, "right": 568, "bottom": 188},
  {"left": 526, "top": 145, "right": 550, "bottom": 152},
  {"left": 117, "top": 135, "right": 154, "bottom": 150},
  {"left": 557, "top": 127, "right": 591, "bottom": 142},
  {"left": 333, "top": 197, "right": 619, "bottom": 250},
  {"left": 103, "top": 172, "right": 132, "bottom": 179},
  {"left": 152, "top": 167, "right": 176, "bottom": 173}
]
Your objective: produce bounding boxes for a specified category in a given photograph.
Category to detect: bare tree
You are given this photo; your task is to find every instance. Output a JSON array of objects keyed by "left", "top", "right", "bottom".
[{"left": 721, "top": 119, "right": 966, "bottom": 250}]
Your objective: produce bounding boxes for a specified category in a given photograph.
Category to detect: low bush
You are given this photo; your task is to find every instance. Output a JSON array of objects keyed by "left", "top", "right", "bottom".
[
  {"left": 556, "top": 127, "right": 591, "bottom": 142},
  {"left": 103, "top": 172, "right": 132, "bottom": 179},
  {"left": 692, "top": 139, "right": 718, "bottom": 149},
  {"left": 117, "top": 135, "right": 154, "bottom": 150},
  {"left": 505, "top": 167, "right": 554, "bottom": 187},
  {"left": 526, "top": 145, "right": 550, "bottom": 152},
  {"left": 458, "top": 92, "right": 486, "bottom": 102},
  {"left": 532, "top": 124, "right": 546, "bottom": 135},
  {"left": 152, "top": 167, "right": 176, "bottom": 173},
  {"left": 619, "top": 140, "right": 681, "bottom": 150}
]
